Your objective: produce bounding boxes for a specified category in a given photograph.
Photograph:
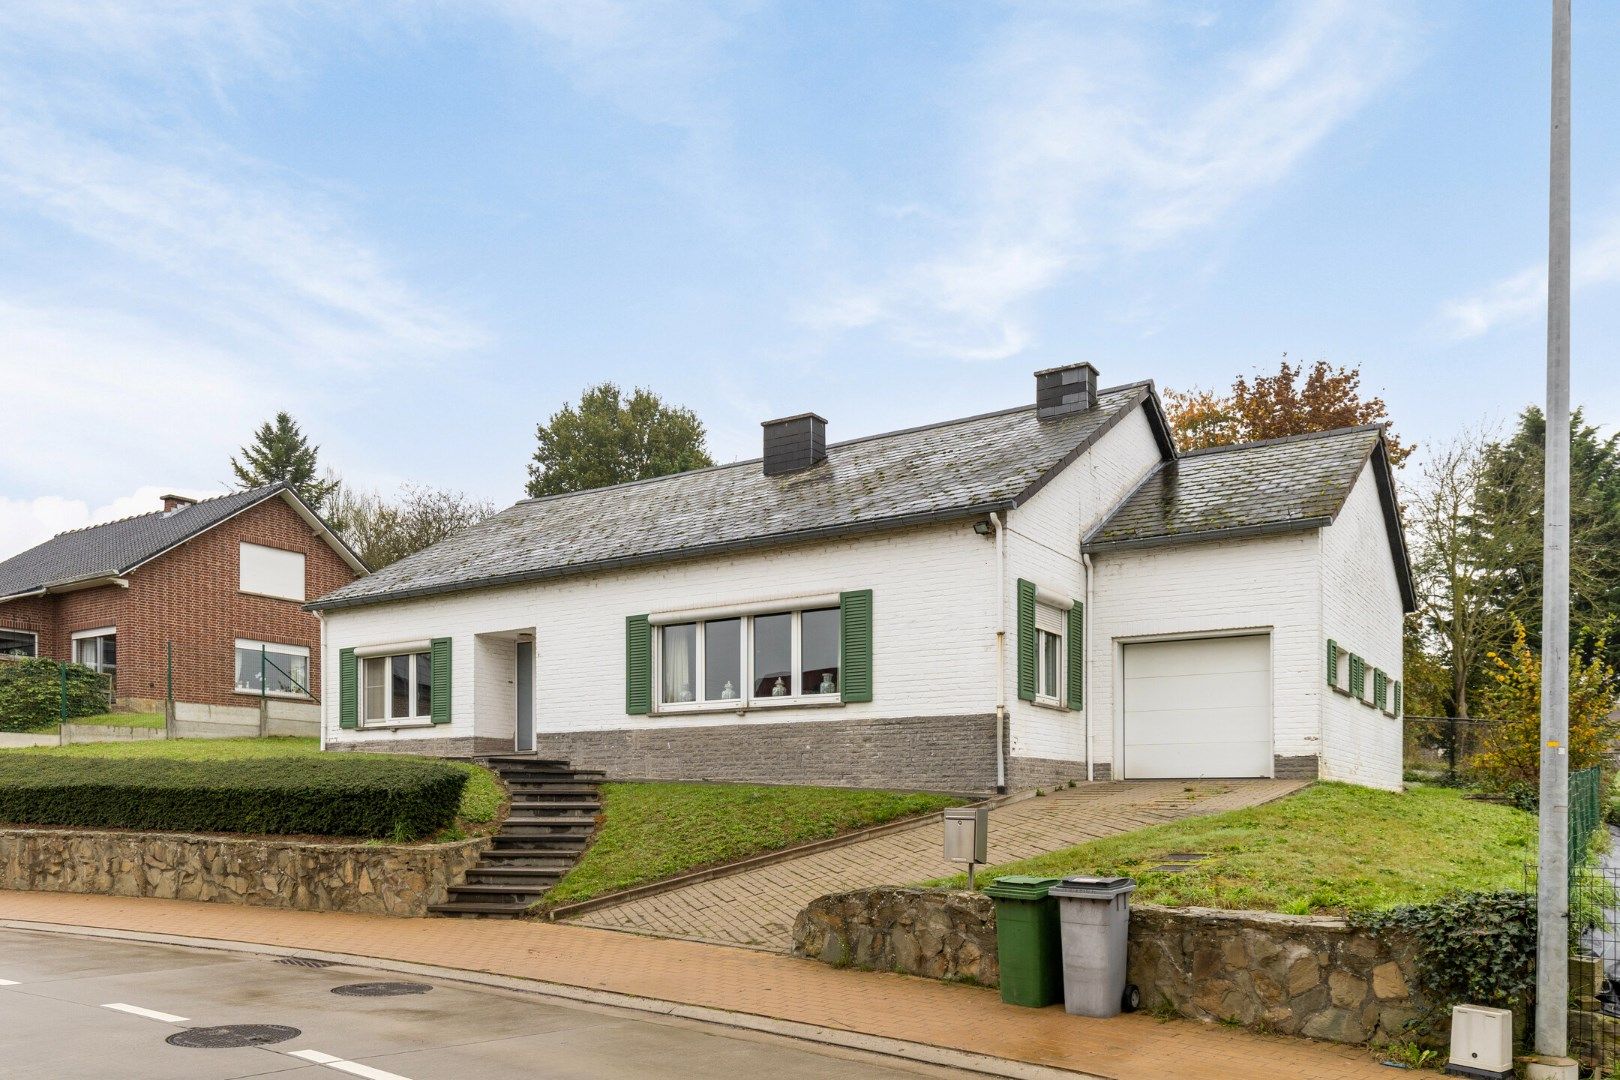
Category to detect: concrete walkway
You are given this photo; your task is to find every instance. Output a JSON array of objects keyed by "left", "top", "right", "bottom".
[
  {"left": 0, "top": 891, "right": 1396, "bottom": 1079},
  {"left": 572, "top": 779, "right": 1306, "bottom": 949}
]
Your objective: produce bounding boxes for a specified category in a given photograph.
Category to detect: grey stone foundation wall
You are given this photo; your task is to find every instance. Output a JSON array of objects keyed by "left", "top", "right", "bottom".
[
  {"left": 535, "top": 713, "right": 1001, "bottom": 793},
  {"left": 1006, "top": 755, "right": 1093, "bottom": 790},
  {"left": 1273, "top": 754, "right": 1321, "bottom": 780},
  {"left": 0, "top": 827, "right": 489, "bottom": 917},
  {"left": 793, "top": 889, "right": 1424, "bottom": 1047},
  {"left": 328, "top": 735, "right": 515, "bottom": 758}
]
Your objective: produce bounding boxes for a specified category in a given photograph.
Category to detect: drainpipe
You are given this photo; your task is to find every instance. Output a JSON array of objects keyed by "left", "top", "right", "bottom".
[
  {"left": 990, "top": 512, "right": 1008, "bottom": 793},
  {"left": 1082, "top": 552, "right": 1095, "bottom": 783},
  {"left": 316, "top": 613, "right": 327, "bottom": 752}
]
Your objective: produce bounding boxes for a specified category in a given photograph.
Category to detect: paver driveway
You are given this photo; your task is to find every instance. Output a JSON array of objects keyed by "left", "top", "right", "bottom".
[{"left": 570, "top": 778, "right": 1305, "bottom": 950}]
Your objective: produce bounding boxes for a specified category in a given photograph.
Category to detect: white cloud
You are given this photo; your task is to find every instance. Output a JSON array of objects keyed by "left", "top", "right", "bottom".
[
  {"left": 1437, "top": 213, "right": 1620, "bottom": 339},
  {"left": 809, "top": 0, "right": 1414, "bottom": 360},
  {"left": 0, "top": 486, "right": 217, "bottom": 563}
]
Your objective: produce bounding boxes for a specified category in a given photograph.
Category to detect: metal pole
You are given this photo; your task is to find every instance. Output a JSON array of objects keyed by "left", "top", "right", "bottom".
[
  {"left": 1535, "top": 0, "right": 1573, "bottom": 1061},
  {"left": 165, "top": 641, "right": 174, "bottom": 739}
]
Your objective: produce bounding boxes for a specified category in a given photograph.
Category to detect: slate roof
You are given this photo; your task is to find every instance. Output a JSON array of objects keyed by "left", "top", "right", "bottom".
[
  {"left": 1083, "top": 424, "right": 1415, "bottom": 610},
  {"left": 309, "top": 382, "right": 1169, "bottom": 611},
  {"left": 0, "top": 485, "right": 354, "bottom": 601}
]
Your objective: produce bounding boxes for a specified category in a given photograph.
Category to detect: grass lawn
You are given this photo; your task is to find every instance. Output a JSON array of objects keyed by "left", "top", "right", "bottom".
[
  {"left": 928, "top": 783, "right": 1535, "bottom": 915},
  {"left": 0, "top": 737, "right": 503, "bottom": 834},
  {"left": 544, "top": 782, "right": 965, "bottom": 908},
  {"left": 65, "top": 713, "right": 165, "bottom": 729}
]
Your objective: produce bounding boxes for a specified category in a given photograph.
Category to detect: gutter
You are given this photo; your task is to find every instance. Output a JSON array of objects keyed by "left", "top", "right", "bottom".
[
  {"left": 990, "top": 512, "right": 1007, "bottom": 794},
  {"left": 1082, "top": 516, "right": 1335, "bottom": 557}
]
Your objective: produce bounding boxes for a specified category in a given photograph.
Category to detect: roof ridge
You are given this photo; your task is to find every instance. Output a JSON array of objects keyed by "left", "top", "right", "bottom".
[
  {"left": 514, "top": 382, "right": 1154, "bottom": 510},
  {"left": 1177, "top": 423, "right": 1385, "bottom": 459},
  {"left": 47, "top": 483, "right": 280, "bottom": 539}
]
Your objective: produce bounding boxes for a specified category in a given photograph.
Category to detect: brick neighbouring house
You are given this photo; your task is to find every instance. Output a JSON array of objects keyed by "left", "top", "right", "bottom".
[{"left": 0, "top": 484, "right": 365, "bottom": 730}]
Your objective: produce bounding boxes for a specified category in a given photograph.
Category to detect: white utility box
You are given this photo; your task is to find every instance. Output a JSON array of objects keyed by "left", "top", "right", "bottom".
[{"left": 1446, "top": 1004, "right": 1513, "bottom": 1079}]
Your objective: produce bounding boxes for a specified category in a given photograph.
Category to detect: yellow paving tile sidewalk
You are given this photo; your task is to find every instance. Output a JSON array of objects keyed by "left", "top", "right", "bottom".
[{"left": 0, "top": 890, "right": 1393, "bottom": 1079}]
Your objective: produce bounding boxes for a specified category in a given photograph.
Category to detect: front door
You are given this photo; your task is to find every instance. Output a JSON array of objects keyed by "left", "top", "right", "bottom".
[{"left": 515, "top": 640, "right": 535, "bottom": 753}]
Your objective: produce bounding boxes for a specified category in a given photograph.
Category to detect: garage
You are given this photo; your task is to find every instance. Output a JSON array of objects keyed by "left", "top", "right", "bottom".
[{"left": 1121, "top": 635, "right": 1272, "bottom": 779}]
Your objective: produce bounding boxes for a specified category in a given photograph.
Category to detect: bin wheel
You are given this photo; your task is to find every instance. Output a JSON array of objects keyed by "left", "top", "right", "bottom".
[{"left": 1122, "top": 984, "right": 1142, "bottom": 1013}]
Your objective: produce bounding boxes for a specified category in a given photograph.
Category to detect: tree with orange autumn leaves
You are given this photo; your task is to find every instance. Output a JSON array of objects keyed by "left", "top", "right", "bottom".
[{"left": 1164, "top": 357, "right": 1411, "bottom": 465}]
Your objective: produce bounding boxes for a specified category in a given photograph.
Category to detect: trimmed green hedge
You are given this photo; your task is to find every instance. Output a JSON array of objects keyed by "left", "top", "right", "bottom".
[
  {"left": 0, "top": 659, "right": 107, "bottom": 732},
  {"left": 0, "top": 755, "right": 468, "bottom": 840}
]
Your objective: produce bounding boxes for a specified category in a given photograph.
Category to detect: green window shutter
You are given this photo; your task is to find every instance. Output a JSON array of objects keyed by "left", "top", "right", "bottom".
[
  {"left": 1394, "top": 680, "right": 1403, "bottom": 718},
  {"left": 1066, "top": 601, "right": 1084, "bottom": 711},
  {"left": 1374, "top": 668, "right": 1388, "bottom": 710},
  {"left": 338, "top": 647, "right": 358, "bottom": 729},
  {"left": 840, "top": 589, "right": 874, "bottom": 703},
  {"left": 626, "top": 615, "right": 652, "bottom": 715},
  {"left": 1348, "top": 654, "right": 1364, "bottom": 698},
  {"left": 430, "top": 637, "right": 452, "bottom": 724},
  {"left": 1326, "top": 639, "right": 1339, "bottom": 687},
  {"left": 1016, "top": 579, "right": 1036, "bottom": 702}
]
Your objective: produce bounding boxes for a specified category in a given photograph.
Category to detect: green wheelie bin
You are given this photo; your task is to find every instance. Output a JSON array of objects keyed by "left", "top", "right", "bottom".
[{"left": 984, "top": 875, "right": 1065, "bottom": 1007}]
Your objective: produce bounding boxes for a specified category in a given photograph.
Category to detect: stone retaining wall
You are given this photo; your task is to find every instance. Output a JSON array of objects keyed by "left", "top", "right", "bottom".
[
  {"left": 792, "top": 888, "right": 1425, "bottom": 1046},
  {"left": 0, "top": 827, "right": 488, "bottom": 917}
]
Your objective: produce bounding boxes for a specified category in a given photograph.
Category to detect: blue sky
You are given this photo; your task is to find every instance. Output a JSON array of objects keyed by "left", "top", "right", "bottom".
[{"left": 3, "top": 1, "right": 1619, "bottom": 556}]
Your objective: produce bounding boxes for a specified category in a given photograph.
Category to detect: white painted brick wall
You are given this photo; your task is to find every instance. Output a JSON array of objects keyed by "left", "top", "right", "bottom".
[
  {"left": 1319, "top": 460, "right": 1405, "bottom": 790},
  {"left": 323, "top": 521, "right": 998, "bottom": 750},
  {"left": 1004, "top": 406, "right": 1163, "bottom": 763},
  {"left": 1087, "top": 532, "right": 1324, "bottom": 773}
]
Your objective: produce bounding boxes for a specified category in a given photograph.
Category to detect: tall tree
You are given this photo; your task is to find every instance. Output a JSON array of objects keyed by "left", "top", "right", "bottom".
[
  {"left": 1165, "top": 357, "right": 1411, "bottom": 464},
  {"left": 526, "top": 383, "right": 714, "bottom": 498},
  {"left": 330, "top": 483, "right": 496, "bottom": 570},
  {"left": 1472, "top": 406, "right": 1620, "bottom": 669},
  {"left": 230, "top": 412, "right": 338, "bottom": 513}
]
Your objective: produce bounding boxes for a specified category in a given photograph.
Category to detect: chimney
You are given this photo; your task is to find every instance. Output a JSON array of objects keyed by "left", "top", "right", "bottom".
[
  {"left": 161, "top": 493, "right": 197, "bottom": 514},
  {"left": 1035, "top": 363, "right": 1099, "bottom": 420},
  {"left": 761, "top": 413, "right": 828, "bottom": 476}
]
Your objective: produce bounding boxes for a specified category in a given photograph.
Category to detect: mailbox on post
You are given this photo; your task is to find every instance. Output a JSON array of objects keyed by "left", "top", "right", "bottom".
[{"left": 944, "top": 806, "right": 989, "bottom": 887}]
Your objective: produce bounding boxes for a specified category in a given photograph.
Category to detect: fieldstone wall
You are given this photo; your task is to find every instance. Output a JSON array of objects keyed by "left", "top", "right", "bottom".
[
  {"left": 793, "top": 888, "right": 999, "bottom": 986},
  {"left": 0, "top": 827, "right": 489, "bottom": 917},
  {"left": 792, "top": 888, "right": 1425, "bottom": 1046}
]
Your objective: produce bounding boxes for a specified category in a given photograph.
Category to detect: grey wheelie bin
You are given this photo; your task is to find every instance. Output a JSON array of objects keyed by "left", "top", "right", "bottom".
[{"left": 1048, "top": 876, "right": 1139, "bottom": 1018}]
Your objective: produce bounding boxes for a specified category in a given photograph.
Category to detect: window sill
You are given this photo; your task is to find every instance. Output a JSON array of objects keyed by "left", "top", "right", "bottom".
[
  {"left": 232, "top": 690, "right": 312, "bottom": 702},
  {"left": 652, "top": 696, "right": 844, "bottom": 717},
  {"left": 358, "top": 720, "right": 437, "bottom": 731},
  {"left": 1031, "top": 697, "right": 1068, "bottom": 712}
]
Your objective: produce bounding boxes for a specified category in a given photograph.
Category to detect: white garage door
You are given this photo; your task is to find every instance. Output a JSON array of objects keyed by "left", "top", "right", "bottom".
[{"left": 1122, "top": 635, "right": 1272, "bottom": 779}]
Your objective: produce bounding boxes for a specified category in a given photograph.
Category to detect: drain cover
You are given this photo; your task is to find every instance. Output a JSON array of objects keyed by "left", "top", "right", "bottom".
[
  {"left": 276, "top": 956, "right": 336, "bottom": 969},
  {"left": 331, "top": 981, "right": 433, "bottom": 997},
  {"left": 166, "top": 1025, "right": 301, "bottom": 1049}
]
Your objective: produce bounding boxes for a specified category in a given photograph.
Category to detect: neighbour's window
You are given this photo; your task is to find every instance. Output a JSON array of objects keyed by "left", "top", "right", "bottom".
[
  {"left": 658, "top": 606, "right": 840, "bottom": 707},
  {"left": 238, "top": 542, "right": 306, "bottom": 602},
  {"left": 1034, "top": 603, "right": 1063, "bottom": 705},
  {"left": 363, "top": 650, "right": 433, "bottom": 724},
  {"left": 234, "top": 640, "right": 310, "bottom": 696},
  {"left": 0, "top": 629, "right": 36, "bottom": 657},
  {"left": 73, "top": 630, "right": 116, "bottom": 677}
]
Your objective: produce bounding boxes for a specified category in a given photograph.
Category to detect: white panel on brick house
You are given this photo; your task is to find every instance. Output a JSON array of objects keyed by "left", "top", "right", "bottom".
[
  {"left": 1121, "top": 635, "right": 1271, "bottom": 779},
  {"left": 239, "top": 542, "right": 305, "bottom": 601}
]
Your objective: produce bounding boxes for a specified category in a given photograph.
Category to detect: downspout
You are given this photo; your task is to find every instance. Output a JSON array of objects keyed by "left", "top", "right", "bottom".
[
  {"left": 317, "top": 612, "right": 327, "bottom": 752},
  {"left": 991, "top": 512, "right": 1008, "bottom": 794},
  {"left": 1082, "top": 552, "right": 1096, "bottom": 782}
]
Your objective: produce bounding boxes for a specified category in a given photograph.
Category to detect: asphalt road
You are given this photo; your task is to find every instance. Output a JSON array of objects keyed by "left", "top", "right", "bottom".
[{"left": 0, "top": 928, "right": 963, "bottom": 1079}]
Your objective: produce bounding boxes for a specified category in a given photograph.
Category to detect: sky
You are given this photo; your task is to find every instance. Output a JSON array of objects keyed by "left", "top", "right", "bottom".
[{"left": 3, "top": 1, "right": 1619, "bottom": 559}]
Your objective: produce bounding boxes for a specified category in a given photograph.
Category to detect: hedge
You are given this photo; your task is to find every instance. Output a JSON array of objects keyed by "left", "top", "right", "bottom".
[
  {"left": 0, "top": 659, "right": 108, "bottom": 732},
  {"left": 0, "top": 755, "right": 468, "bottom": 841}
]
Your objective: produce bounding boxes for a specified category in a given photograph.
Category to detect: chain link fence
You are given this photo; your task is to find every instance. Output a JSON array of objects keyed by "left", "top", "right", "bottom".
[{"left": 1402, "top": 715, "right": 1504, "bottom": 785}]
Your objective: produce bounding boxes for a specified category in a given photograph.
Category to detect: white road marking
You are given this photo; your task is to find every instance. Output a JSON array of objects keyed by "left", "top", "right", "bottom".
[
  {"left": 288, "top": 1050, "right": 415, "bottom": 1080},
  {"left": 102, "top": 1002, "right": 188, "bottom": 1023},
  {"left": 0, "top": 978, "right": 18, "bottom": 985}
]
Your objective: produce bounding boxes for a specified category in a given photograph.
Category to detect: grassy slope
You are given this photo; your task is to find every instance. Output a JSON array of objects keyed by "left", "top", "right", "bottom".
[
  {"left": 0, "top": 737, "right": 502, "bottom": 831},
  {"left": 929, "top": 783, "right": 1534, "bottom": 915},
  {"left": 545, "top": 782, "right": 964, "bottom": 907},
  {"left": 66, "top": 713, "right": 165, "bottom": 729}
]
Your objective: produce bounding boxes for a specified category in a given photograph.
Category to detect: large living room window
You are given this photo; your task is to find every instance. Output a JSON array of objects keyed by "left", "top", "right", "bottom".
[
  {"left": 0, "top": 629, "right": 36, "bottom": 657},
  {"left": 362, "top": 649, "right": 433, "bottom": 724},
  {"left": 658, "top": 606, "right": 840, "bottom": 708},
  {"left": 234, "top": 639, "right": 310, "bottom": 697}
]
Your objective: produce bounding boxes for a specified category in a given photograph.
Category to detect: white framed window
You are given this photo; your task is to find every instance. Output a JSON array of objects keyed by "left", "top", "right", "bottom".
[
  {"left": 362, "top": 649, "right": 434, "bottom": 725},
  {"left": 1035, "top": 603, "right": 1064, "bottom": 706},
  {"left": 234, "top": 639, "right": 310, "bottom": 697},
  {"left": 71, "top": 627, "right": 116, "bottom": 677},
  {"left": 239, "top": 542, "right": 306, "bottom": 602},
  {"left": 656, "top": 605, "right": 841, "bottom": 710},
  {"left": 0, "top": 629, "right": 37, "bottom": 657}
]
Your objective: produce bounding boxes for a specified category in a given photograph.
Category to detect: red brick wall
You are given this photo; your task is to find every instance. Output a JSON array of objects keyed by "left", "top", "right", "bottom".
[{"left": 0, "top": 494, "right": 359, "bottom": 709}]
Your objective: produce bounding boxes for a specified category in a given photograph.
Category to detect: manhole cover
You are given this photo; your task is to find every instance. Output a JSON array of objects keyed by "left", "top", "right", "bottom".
[
  {"left": 331, "top": 981, "right": 433, "bottom": 997},
  {"left": 276, "top": 956, "right": 336, "bottom": 969},
  {"left": 166, "top": 1025, "right": 301, "bottom": 1049}
]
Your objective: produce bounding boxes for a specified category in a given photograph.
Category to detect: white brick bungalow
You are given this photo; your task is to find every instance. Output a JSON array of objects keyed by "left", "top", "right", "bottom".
[{"left": 308, "top": 365, "right": 1414, "bottom": 793}]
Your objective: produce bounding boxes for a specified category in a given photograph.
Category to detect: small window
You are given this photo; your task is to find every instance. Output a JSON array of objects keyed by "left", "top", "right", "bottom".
[
  {"left": 0, "top": 629, "right": 36, "bottom": 657},
  {"left": 73, "top": 630, "right": 116, "bottom": 675},
  {"left": 656, "top": 604, "right": 841, "bottom": 708},
  {"left": 361, "top": 650, "right": 432, "bottom": 724},
  {"left": 239, "top": 542, "right": 306, "bottom": 602},
  {"left": 1034, "top": 603, "right": 1064, "bottom": 706},
  {"left": 235, "top": 640, "right": 310, "bottom": 696}
]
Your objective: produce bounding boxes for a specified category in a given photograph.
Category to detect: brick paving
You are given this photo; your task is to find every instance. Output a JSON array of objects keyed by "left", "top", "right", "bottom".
[
  {"left": 0, "top": 890, "right": 1393, "bottom": 1079},
  {"left": 573, "top": 779, "right": 1305, "bottom": 949}
]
